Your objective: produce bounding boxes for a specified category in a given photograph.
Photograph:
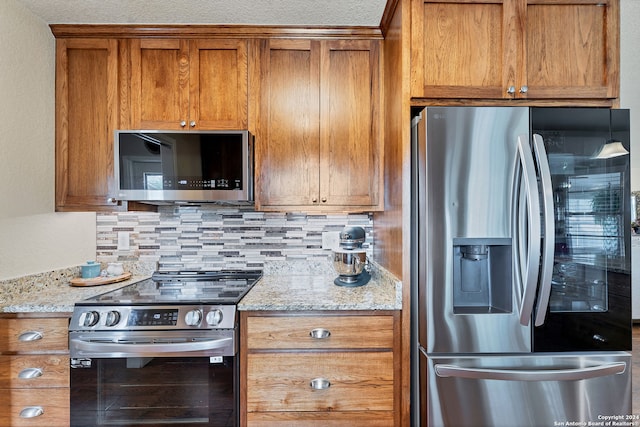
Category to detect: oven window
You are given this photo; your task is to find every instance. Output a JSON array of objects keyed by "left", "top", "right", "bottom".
[{"left": 71, "top": 356, "right": 236, "bottom": 426}]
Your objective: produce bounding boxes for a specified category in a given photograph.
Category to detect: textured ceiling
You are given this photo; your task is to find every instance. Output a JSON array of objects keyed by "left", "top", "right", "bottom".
[{"left": 16, "top": 0, "right": 387, "bottom": 27}]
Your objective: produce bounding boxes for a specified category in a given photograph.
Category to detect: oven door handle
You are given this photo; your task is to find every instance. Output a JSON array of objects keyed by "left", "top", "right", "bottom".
[{"left": 70, "top": 337, "right": 232, "bottom": 355}]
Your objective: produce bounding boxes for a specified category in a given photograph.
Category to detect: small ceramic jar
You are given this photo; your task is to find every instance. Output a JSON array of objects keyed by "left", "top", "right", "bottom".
[{"left": 106, "top": 262, "right": 124, "bottom": 277}]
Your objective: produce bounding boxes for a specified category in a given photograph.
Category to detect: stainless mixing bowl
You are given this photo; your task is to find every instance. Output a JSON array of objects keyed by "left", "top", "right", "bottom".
[{"left": 332, "top": 249, "right": 366, "bottom": 282}]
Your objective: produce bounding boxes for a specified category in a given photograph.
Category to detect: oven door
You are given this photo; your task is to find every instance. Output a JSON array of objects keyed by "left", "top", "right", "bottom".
[{"left": 70, "top": 356, "right": 237, "bottom": 427}]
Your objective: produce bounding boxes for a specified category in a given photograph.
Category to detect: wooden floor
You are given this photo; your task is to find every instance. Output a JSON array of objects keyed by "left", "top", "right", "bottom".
[{"left": 633, "top": 325, "right": 639, "bottom": 415}]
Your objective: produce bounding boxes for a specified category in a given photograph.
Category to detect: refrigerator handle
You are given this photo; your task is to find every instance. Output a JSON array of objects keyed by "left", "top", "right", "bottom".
[
  {"left": 434, "top": 362, "right": 626, "bottom": 382},
  {"left": 532, "top": 134, "right": 555, "bottom": 327},
  {"left": 516, "top": 135, "right": 541, "bottom": 326}
]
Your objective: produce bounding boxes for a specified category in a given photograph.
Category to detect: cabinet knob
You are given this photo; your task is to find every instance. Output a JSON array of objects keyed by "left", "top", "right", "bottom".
[
  {"left": 190, "top": 121, "right": 196, "bottom": 128},
  {"left": 18, "top": 368, "right": 43, "bottom": 379},
  {"left": 321, "top": 198, "right": 327, "bottom": 203},
  {"left": 507, "top": 86, "right": 516, "bottom": 95},
  {"left": 309, "top": 328, "right": 331, "bottom": 339},
  {"left": 19, "top": 406, "right": 44, "bottom": 418},
  {"left": 180, "top": 120, "right": 187, "bottom": 127},
  {"left": 107, "top": 197, "right": 117, "bottom": 204},
  {"left": 312, "top": 197, "right": 318, "bottom": 203},
  {"left": 310, "top": 378, "right": 331, "bottom": 390},
  {"left": 18, "top": 331, "right": 43, "bottom": 342},
  {"left": 519, "top": 86, "right": 528, "bottom": 94}
]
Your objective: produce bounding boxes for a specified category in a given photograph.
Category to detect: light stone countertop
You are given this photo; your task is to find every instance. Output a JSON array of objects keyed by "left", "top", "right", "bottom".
[
  {"left": 238, "top": 260, "right": 402, "bottom": 311},
  {"left": 0, "top": 260, "right": 402, "bottom": 313},
  {"left": 0, "top": 262, "right": 154, "bottom": 313}
]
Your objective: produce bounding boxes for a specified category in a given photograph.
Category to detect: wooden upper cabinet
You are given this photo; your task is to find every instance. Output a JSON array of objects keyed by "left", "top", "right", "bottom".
[
  {"left": 55, "top": 38, "right": 122, "bottom": 211},
  {"left": 130, "top": 38, "right": 248, "bottom": 130},
  {"left": 252, "top": 39, "right": 382, "bottom": 211},
  {"left": 411, "top": 0, "right": 619, "bottom": 101}
]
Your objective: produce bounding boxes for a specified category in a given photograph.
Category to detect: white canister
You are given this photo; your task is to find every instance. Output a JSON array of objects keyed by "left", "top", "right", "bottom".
[{"left": 106, "top": 262, "right": 124, "bottom": 276}]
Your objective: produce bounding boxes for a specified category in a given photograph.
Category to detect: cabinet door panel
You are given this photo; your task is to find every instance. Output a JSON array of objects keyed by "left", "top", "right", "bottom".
[
  {"left": 0, "top": 318, "right": 69, "bottom": 353},
  {"left": 524, "top": 1, "right": 616, "bottom": 99},
  {"left": 131, "top": 39, "right": 189, "bottom": 129},
  {"left": 255, "top": 39, "right": 321, "bottom": 207},
  {"left": 0, "top": 388, "right": 69, "bottom": 427},
  {"left": 190, "top": 39, "right": 248, "bottom": 129},
  {"left": 246, "top": 352, "right": 394, "bottom": 412},
  {"left": 0, "top": 355, "right": 69, "bottom": 388},
  {"left": 411, "top": 1, "right": 513, "bottom": 99},
  {"left": 321, "top": 40, "right": 381, "bottom": 207},
  {"left": 55, "top": 38, "right": 121, "bottom": 211},
  {"left": 246, "top": 315, "right": 394, "bottom": 349}
]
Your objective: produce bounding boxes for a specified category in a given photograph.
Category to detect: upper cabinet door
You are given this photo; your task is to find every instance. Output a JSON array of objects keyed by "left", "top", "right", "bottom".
[
  {"left": 189, "top": 39, "right": 248, "bottom": 129},
  {"left": 55, "top": 38, "right": 122, "bottom": 211},
  {"left": 130, "top": 39, "right": 190, "bottom": 129},
  {"left": 252, "top": 39, "right": 383, "bottom": 212},
  {"left": 411, "top": 0, "right": 516, "bottom": 99},
  {"left": 321, "top": 40, "right": 381, "bottom": 207},
  {"left": 253, "top": 39, "right": 322, "bottom": 207},
  {"left": 411, "top": 0, "right": 619, "bottom": 101},
  {"left": 523, "top": 0, "right": 619, "bottom": 100},
  {"left": 130, "top": 38, "right": 248, "bottom": 130}
]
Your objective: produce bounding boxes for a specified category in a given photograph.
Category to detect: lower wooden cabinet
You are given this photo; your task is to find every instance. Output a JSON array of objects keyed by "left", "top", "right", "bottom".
[
  {"left": 240, "top": 311, "right": 401, "bottom": 426},
  {"left": 0, "top": 314, "right": 70, "bottom": 427}
]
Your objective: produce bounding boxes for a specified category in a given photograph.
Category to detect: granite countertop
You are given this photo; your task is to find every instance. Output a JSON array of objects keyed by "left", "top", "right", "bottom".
[
  {"left": 0, "top": 275, "right": 149, "bottom": 313},
  {"left": 238, "top": 260, "right": 402, "bottom": 311},
  {"left": 0, "top": 260, "right": 402, "bottom": 313}
]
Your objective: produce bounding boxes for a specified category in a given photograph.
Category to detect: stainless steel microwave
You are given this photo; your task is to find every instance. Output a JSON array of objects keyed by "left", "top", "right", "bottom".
[{"left": 114, "top": 130, "right": 253, "bottom": 203}]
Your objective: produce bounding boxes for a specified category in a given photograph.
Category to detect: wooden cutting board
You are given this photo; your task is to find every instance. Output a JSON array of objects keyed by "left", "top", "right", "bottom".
[{"left": 70, "top": 272, "right": 132, "bottom": 287}]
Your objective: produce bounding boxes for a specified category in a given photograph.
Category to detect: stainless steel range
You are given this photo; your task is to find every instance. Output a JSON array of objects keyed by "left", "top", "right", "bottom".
[{"left": 69, "top": 269, "right": 262, "bottom": 427}]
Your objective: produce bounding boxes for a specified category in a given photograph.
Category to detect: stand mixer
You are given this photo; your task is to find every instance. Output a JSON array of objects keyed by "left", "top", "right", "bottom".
[{"left": 332, "top": 226, "right": 371, "bottom": 287}]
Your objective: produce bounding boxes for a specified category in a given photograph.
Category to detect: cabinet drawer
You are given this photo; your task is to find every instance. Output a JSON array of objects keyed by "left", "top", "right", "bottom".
[
  {"left": 0, "top": 318, "right": 68, "bottom": 353},
  {"left": 0, "top": 387, "right": 69, "bottom": 427},
  {"left": 0, "top": 355, "right": 69, "bottom": 388},
  {"left": 247, "top": 410, "right": 395, "bottom": 426},
  {"left": 246, "top": 315, "right": 394, "bottom": 349},
  {"left": 247, "top": 351, "right": 394, "bottom": 412}
]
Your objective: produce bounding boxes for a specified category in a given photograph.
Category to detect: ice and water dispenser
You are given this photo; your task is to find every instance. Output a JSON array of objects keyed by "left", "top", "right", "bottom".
[{"left": 452, "top": 238, "right": 512, "bottom": 314}]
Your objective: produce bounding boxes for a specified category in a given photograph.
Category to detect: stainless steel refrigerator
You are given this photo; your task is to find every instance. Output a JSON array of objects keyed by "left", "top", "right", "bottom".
[{"left": 410, "top": 107, "right": 632, "bottom": 427}]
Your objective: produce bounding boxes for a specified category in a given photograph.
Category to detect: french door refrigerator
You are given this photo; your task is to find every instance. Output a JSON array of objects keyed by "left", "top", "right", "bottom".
[{"left": 410, "top": 107, "right": 632, "bottom": 427}]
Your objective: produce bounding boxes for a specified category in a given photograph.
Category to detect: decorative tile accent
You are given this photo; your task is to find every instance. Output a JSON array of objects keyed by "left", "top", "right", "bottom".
[{"left": 96, "top": 206, "right": 374, "bottom": 271}]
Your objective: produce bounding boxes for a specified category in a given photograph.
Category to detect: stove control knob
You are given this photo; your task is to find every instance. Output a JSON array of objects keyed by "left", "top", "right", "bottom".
[
  {"left": 185, "top": 309, "right": 203, "bottom": 326},
  {"left": 206, "top": 309, "right": 223, "bottom": 326},
  {"left": 81, "top": 311, "right": 100, "bottom": 327},
  {"left": 105, "top": 310, "right": 121, "bottom": 327}
]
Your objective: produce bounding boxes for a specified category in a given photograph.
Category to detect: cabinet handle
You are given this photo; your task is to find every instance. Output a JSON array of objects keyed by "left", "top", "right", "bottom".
[
  {"left": 519, "top": 85, "right": 528, "bottom": 94},
  {"left": 507, "top": 86, "right": 516, "bottom": 95},
  {"left": 180, "top": 120, "right": 187, "bottom": 127},
  {"left": 18, "top": 331, "right": 43, "bottom": 342},
  {"left": 309, "top": 328, "right": 331, "bottom": 339},
  {"left": 310, "top": 378, "right": 331, "bottom": 390},
  {"left": 18, "top": 368, "right": 43, "bottom": 379},
  {"left": 19, "top": 406, "right": 44, "bottom": 418},
  {"left": 190, "top": 121, "right": 196, "bottom": 127}
]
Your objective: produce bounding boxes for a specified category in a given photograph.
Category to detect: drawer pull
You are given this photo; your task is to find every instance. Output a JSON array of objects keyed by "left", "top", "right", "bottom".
[
  {"left": 310, "top": 378, "right": 331, "bottom": 390},
  {"left": 19, "top": 406, "right": 44, "bottom": 418},
  {"left": 309, "top": 328, "right": 331, "bottom": 339},
  {"left": 18, "top": 331, "right": 43, "bottom": 342},
  {"left": 18, "top": 368, "right": 43, "bottom": 379}
]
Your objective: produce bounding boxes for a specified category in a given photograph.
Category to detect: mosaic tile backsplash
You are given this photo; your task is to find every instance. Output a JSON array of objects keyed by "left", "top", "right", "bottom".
[{"left": 96, "top": 206, "right": 373, "bottom": 271}]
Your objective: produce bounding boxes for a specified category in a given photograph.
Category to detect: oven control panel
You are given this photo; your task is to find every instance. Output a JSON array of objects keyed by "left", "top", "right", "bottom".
[{"left": 70, "top": 305, "right": 236, "bottom": 331}]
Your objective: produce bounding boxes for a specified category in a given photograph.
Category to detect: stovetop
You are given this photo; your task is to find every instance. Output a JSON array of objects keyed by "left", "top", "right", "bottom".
[{"left": 77, "top": 270, "right": 263, "bottom": 306}]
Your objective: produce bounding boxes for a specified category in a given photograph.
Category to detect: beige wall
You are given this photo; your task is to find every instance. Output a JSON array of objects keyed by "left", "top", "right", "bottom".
[
  {"left": 621, "top": 0, "right": 640, "bottom": 190},
  {"left": 0, "top": 0, "right": 95, "bottom": 280}
]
